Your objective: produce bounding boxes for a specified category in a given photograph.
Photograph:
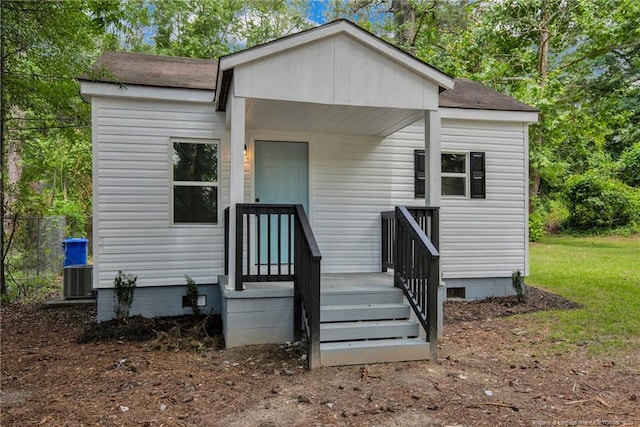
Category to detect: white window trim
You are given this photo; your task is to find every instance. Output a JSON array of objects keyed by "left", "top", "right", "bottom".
[
  {"left": 170, "top": 137, "right": 220, "bottom": 226},
  {"left": 441, "top": 151, "right": 470, "bottom": 199}
]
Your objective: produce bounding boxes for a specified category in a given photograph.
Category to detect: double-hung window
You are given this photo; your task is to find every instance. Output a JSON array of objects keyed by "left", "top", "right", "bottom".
[
  {"left": 172, "top": 139, "right": 219, "bottom": 224},
  {"left": 441, "top": 153, "right": 467, "bottom": 197},
  {"left": 414, "top": 150, "right": 485, "bottom": 198}
]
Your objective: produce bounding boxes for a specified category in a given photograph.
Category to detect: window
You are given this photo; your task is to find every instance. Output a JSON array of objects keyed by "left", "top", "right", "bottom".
[
  {"left": 441, "top": 153, "right": 467, "bottom": 196},
  {"left": 414, "top": 150, "right": 485, "bottom": 199},
  {"left": 172, "top": 139, "right": 219, "bottom": 224}
]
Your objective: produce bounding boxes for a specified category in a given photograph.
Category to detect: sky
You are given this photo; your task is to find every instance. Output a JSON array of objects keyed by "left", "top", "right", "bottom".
[{"left": 308, "top": 1, "right": 328, "bottom": 24}]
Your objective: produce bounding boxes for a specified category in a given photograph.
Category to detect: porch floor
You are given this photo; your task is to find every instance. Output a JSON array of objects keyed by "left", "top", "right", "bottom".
[{"left": 241, "top": 272, "right": 394, "bottom": 292}]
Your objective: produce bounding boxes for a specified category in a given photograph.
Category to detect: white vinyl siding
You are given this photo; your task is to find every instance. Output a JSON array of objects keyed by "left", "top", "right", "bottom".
[
  {"left": 398, "top": 119, "right": 527, "bottom": 279},
  {"left": 234, "top": 33, "right": 439, "bottom": 110},
  {"left": 442, "top": 120, "right": 527, "bottom": 278},
  {"left": 92, "top": 95, "right": 228, "bottom": 288},
  {"left": 265, "top": 118, "right": 525, "bottom": 277}
]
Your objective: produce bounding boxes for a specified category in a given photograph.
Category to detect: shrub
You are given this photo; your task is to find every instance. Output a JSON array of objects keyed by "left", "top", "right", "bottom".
[
  {"left": 114, "top": 270, "right": 137, "bottom": 324},
  {"left": 544, "top": 198, "right": 569, "bottom": 233},
  {"left": 511, "top": 270, "right": 525, "bottom": 303},
  {"left": 618, "top": 142, "right": 640, "bottom": 187},
  {"left": 185, "top": 275, "right": 200, "bottom": 317},
  {"left": 528, "top": 209, "right": 546, "bottom": 242},
  {"left": 564, "top": 172, "right": 638, "bottom": 231}
]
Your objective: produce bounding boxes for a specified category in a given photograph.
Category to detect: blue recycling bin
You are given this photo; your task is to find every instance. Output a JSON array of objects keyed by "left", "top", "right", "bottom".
[{"left": 62, "top": 238, "right": 89, "bottom": 266}]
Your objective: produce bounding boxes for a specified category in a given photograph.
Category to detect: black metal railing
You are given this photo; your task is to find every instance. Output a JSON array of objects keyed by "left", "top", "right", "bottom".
[
  {"left": 224, "top": 203, "right": 322, "bottom": 368},
  {"left": 381, "top": 207, "right": 439, "bottom": 271},
  {"left": 234, "top": 204, "right": 297, "bottom": 285},
  {"left": 293, "top": 205, "right": 321, "bottom": 369},
  {"left": 382, "top": 206, "right": 440, "bottom": 360}
]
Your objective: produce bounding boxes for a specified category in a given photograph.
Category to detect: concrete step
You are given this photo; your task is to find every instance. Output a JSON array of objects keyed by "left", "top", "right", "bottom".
[
  {"left": 321, "top": 303, "right": 410, "bottom": 323},
  {"left": 320, "top": 338, "right": 431, "bottom": 367},
  {"left": 320, "top": 320, "right": 418, "bottom": 342},
  {"left": 321, "top": 287, "right": 403, "bottom": 306}
]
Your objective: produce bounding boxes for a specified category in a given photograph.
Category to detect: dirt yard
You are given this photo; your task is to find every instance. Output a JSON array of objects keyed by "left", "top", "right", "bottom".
[{"left": 1, "top": 287, "right": 638, "bottom": 426}]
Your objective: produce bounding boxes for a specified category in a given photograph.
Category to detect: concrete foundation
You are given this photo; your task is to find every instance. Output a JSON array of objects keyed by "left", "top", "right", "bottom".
[
  {"left": 219, "top": 277, "right": 294, "bottom": 348},
  {"left": 96, "top": 283, "right": 221, "bottom": 322},
  {"left": 444, "top": 277, "right": 515, "bottom": 300}
]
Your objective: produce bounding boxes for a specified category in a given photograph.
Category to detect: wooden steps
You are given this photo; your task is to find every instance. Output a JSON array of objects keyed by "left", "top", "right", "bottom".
[{"left": 319, "top": 285, "right": 432, "bottom": 367}]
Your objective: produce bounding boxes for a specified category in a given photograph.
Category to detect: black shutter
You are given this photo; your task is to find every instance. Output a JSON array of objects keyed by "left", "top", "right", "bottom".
[
  {"left": 470, "top": 151, "right": 486, "bottom": 199},
  {"left": 414, "top": 150, "right": 425, "bottom": 198}
]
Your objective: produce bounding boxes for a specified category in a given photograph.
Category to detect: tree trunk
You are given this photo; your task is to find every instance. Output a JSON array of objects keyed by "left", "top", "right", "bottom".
[
  {"left": 392, "top": 0, "right": 416, "bottom": 51},
  {"left": 1, "top": 108, "right": 25, "bottom": 295},
  {"left": 529, "top": 5, "right": 552, "bottom": 207}
]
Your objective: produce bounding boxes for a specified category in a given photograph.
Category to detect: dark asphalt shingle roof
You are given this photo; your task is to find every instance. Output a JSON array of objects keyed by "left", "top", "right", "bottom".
[
  {"left": 80, "top": 52, "right": 537, "bottom": 112},
  {"left": 78, "top": 51, "right": 217, "bottom": 90},
  {"left": 439, "top": 78, "right": 538, "bottom": 112}
]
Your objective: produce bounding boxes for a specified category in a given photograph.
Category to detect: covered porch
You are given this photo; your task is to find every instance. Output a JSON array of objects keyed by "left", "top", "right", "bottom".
[
  {"left": 219, "top": 204, "right": 441, "bottom": 368},
  {"left": 216, "top": 21, "right": 451, "bottom": 367}
]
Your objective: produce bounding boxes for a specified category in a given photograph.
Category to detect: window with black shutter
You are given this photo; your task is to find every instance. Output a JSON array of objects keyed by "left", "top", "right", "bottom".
[
  {"left": 414, "top": 150, "right": 486, "bottom": 199},
  {"left": 470, "top": 152, "right": 486, "bottom": 198}
]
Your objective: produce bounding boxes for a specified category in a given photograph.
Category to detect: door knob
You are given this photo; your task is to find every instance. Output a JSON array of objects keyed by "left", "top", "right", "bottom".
[{"left": 255, "top": 198, "right": 260, "bottom": 203}]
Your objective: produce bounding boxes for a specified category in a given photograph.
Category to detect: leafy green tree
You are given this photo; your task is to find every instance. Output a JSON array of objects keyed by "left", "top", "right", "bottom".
[
  {"left": 108, "top": 0, "right": 314, "bottom": 58},
  {"left": 1, "top": 0, "right": 115, "bottom": 295}
]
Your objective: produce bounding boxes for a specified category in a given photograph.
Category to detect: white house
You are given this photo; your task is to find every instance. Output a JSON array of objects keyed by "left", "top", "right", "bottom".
[{"left": 79, "top": 20, "right": 537, "bottom": 367}]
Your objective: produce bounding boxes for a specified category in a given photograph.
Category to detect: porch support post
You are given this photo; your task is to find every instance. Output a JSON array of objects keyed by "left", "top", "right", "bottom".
[
  {"left": 424, "top": 110, "right": 441, "bottom": 208},
  {"left": 424, "top": 109, "right": 445, "bottom": 342},
  {"left": 227, "top": 91, "right": 245, "bottom": 290}
]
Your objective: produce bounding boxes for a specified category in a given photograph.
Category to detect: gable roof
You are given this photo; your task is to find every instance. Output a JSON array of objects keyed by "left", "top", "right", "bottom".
[
  {"left": 440, "top": 79, "right": 537, "bottom": 112},
  {"left": 214, "top": 20, "right": 455, "bottom": 109},
  {"left": 78, "top": 51, "right": 217, "bottom": 90},
  {"left": 79, "top": 23, "right": 537, "bottom": 113},
  {"left": 217, "top": 19, "right": 454, "bottom": 89}
]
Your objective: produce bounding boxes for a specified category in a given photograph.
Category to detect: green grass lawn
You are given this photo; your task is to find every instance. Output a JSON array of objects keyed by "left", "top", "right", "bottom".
[{"left": 528, "top": 235, "right": 640, "bottom": 354}]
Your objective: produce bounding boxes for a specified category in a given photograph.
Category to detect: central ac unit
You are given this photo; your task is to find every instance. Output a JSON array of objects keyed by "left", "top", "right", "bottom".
[{"left": 63, "top": 265, "right": 93, "bottom": 299}]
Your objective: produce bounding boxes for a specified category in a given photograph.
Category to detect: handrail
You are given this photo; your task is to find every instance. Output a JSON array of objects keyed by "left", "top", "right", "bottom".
[
  {"left": 226, "top": 203, "right": 322, "bottom": 368},
  {"left": 382, "top": 206, "right": 439, "bottom": 271},
  {"left": 294, "top": 205, "right": 322, "bottom": 261},
  {"left": 293, "top": 205, "right": 321, "bottom": 368},
  {"left": 392, "top": 206, "right": 440, "bottom": 360}
]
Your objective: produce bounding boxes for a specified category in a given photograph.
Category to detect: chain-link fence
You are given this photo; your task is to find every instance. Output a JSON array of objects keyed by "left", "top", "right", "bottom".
[{"left": 3, "top": 216, "right": 66, "bottom": 299}]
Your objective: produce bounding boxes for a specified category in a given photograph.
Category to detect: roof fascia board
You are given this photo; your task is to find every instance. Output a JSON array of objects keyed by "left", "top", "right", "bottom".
[
  {"left": 218, "top": 21, "right": 454, "bottom": 90},
  {"left": 440, "top": 107, "right": 539, "bottom": 123},
  {"left": 80, "top": 81, "right": 214, "bottom": 103}
]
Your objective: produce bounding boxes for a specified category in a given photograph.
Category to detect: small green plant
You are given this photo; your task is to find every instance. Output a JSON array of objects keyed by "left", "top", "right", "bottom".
[
  {"left": 185, "top": 275, "right": 200, "bottom": 317},
  {"left": 114, "top": 270, "right": 137, "bottom": 324},
  {"left": 511, "top": 270, "right": 526, "bottom": 303}
]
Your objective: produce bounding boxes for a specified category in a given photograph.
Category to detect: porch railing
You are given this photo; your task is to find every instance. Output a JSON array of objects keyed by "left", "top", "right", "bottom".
[
  {"left": 381, "top": 207, "right": 439, "bottom": 271},
  {"left": 381, "top": 206, "right": 440, "bottom": 360},
  {"left": 224, "top": 204, "right": 322, "bottom": 368}
]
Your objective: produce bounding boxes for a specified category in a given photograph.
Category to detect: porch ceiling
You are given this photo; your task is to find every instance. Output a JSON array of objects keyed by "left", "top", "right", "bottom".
[{"left": 245, "top": 98, "right": 424, "bottom": 137}]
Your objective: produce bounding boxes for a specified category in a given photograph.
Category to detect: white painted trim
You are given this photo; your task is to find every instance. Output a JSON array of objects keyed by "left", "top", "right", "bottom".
[
  {"left": 440, "top": 107, "right": 539, "bottom": 123},
  {"left": 91, "top": 98, "right": 100, "bottom": 289},
  {"left": 523, "top": 123, "right": 530, "bottom": 277},
  {"left": 80, "top": 81, "right": 214, "bottom": 103},
  {"left": 227, "top": 93, "right": 246, "bottom": 290},
  {"left": 425, "top": 110, "right": 441, "bottom": 208},
  {"left": 217, "top": 21, "right": 454, "bottom": 93}
]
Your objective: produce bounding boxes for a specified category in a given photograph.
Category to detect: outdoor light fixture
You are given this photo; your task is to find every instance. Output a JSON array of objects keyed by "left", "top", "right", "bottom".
[{"left": 244, "top": 144, "right": 247, "bottom": 156}]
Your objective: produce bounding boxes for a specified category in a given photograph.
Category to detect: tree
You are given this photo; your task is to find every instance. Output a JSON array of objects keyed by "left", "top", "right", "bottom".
[
  {"left": 1, "top": 0, "right": 113, "bottom": 295},
  {"left": 109, "top": 0, "right": 314, "bottom": 59},
  {"left": 476, "top": 0, "right": 640, "bottom": 202}
]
